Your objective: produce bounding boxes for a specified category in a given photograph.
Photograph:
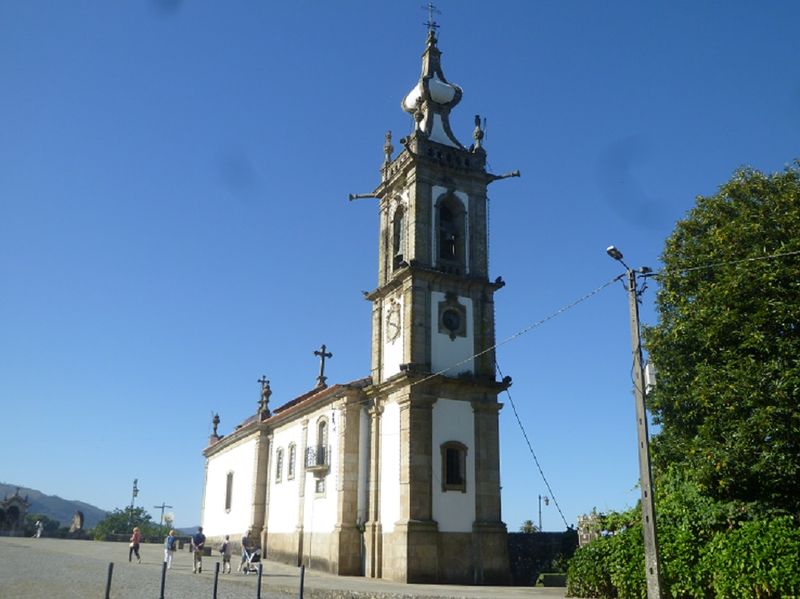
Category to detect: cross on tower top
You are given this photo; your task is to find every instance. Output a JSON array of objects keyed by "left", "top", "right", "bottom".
[
  {"left": 313, "top": 344, "right": 333, "bottom": 388},
  {"left": 422, "top": 1, "right": 441, "bottom": 35}
]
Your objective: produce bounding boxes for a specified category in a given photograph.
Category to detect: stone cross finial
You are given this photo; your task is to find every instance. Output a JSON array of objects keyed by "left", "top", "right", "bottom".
[
  {"left": 313, "top": 344, "right": 333, "bottom": 388},
  {"left": 258, "top": 375, "right": 272, "bottom": 417},
  {"left": 383, "top": 130, "right": 394, "bottom": 166},
  {"left": 423, "top": 1, "right": 441, "bottom": 36}
]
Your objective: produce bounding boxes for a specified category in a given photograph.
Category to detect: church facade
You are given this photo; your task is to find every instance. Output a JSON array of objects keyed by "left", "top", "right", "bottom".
[{"left": 201, "top": 26, "right": 517, "bottom": 585}]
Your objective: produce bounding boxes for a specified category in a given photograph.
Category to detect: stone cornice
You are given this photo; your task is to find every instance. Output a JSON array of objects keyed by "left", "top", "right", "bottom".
[
  {"left": 364, "top": 264, "right": 503, "bottom": 302},
  {"left": 203, "top": 421, "right": 263, "bottom": 458}
]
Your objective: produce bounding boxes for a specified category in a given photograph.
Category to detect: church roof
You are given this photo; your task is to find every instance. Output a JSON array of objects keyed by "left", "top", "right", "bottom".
[
  {"left": 270, "top": 376, "right": 371, "bottom": 420},
  {"left": 205, "top": 377, "right": 371, "bottom": 453}
]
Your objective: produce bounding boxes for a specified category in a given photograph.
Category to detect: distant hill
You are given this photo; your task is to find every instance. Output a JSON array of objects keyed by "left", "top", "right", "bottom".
[{"left": 0, "top": 482, "right": 108, "bottom": 529}]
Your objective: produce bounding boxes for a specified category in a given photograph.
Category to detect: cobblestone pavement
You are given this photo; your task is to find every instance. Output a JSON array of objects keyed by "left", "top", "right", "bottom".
[{"left": 0, "top": 537, "right": 567, "bottom": 599}]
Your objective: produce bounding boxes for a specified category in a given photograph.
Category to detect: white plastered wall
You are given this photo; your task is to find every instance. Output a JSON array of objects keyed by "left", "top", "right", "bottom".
[
  {"left": 267, "top": 424, "right": 302, "bottom": 534},
  {"left": 432, "top": 398, "right": 475, "bottom": 532},
  {"left": 382, "top": 293, "right": 404, "bottom": 380},
  {"left": 302, "top": 406, "right": 340, "bottom": 534},
  {"left": 202, "top": 436, "right": 258, "bottom": 538},
  {"left": 430, "top": 290, "right": 474, "bottom": 375}
]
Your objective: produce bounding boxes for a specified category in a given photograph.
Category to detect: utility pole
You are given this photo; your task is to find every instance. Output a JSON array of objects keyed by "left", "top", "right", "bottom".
[
  {"left": 607, "top": 246, "right": 663, "bottom": 599},
  {"left": 153, "top": 502, "right": 173, "bottom": 527}
]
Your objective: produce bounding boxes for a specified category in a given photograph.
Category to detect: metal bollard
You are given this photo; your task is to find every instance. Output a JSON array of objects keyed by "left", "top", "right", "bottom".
[
  {"left": 256, "top": 562, "right": 263, "bottom": 598},
  {"left": 212, "top": 561, "right": 220, "bottom": 599},
  {"left": 104, "top": 562, "right": 114, "bottom": 599},
  {"left": 299, "top": 564, "right": 305, "bottom": 599},
  {"left": 158, "top": 561, "right": 167, "bottom": 599}
]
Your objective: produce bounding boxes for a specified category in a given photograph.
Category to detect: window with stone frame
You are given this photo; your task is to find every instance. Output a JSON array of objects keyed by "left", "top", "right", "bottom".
[
  {"left": 287, "top": 443, "right": 296, "bottom": 480},
  {"left": 224, "top": 472, "right": 233, "bottom": 512},
  {"left": 440, "top": 441, "right": 467, "bottom": 493},
  {"left": 275, "top": 447, "right": 283, "bottom": 483}
]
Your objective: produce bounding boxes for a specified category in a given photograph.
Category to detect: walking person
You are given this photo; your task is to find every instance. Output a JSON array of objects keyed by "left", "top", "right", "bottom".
[
  {"left": 238, "top": 531, "right": 252, "bottom": 573},
  {"left": 128, "top": 527, "right": 142, "bottom": 563},
  {"left": 219, "top": 534, "right": 231, "bottom": 573},
  {"left": 164, "top": 529, "right": 178, "bottom": 569},
  {"left": 190, "top": 526, "right": 206, "bottom": 573}
]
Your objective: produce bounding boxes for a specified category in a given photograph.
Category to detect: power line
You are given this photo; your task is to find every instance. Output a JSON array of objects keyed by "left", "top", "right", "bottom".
[
  {"left": 409, "top": 275, "right": 623, "bottom": 389},
  {"left": 657, "top": 248, "right": 800, "bottom": 276},
  {"left": 496, "top": 360, "right": 570, "bottom": 529}
]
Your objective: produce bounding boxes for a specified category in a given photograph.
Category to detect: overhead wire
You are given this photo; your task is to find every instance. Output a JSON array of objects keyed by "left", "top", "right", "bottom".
[
  {"left": 408, "top": 275, "right": 624, "bottom": 390},
  {"left": 496, "top": 360, "right": 570, "bottom": 529}
]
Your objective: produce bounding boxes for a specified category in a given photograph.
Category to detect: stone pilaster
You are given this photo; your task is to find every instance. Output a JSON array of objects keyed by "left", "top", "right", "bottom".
[
  {"left": 364, "top": 401, "right": 383, "bottom": 578},
  {"left": 332, "top": 398, "right": 362, "bottom": 574},
  {"left": 260, "top": 432, "right": 273, "bottom": 551},
  {"left": 471, "top": 400, "right": 510, "bottom": 583},
  {"left": 296, "top": 417, "right": 309, "bottom": 566},
  {"left": 390, "top": 392, "right": 439, "bottom": 583},
  {"left": 251, "top": 428, "right": 269, "bottom": 538}
]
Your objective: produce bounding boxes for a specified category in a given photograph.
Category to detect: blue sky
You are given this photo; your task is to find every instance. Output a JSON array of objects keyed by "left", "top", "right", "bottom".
[{"left": 1, "top": 1, "right": 798, "bottom": 532}]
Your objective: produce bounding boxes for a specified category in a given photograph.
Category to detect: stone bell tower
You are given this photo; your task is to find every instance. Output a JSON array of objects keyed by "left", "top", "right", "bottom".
[{"left": 357, "top": 26, "right": 517, "bottom": 585}]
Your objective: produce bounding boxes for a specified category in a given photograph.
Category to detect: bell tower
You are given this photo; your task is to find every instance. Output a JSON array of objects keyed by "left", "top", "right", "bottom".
[{"left": 358, "top": 27, "right": 516, "bottom": 584}]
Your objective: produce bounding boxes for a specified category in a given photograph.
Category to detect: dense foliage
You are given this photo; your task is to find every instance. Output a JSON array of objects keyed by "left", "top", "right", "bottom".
[
  {"left": 567, "top": 163, "right": 800, "bottom": 598},
  {"left": 645, "top": 163, "right": 800, "bottom": 514},
  {"left": 92, "top": 506, "right": 164, "bottom": 540},
  {"left": 567, "top": 470, "right": 800, "bottom": 598}
]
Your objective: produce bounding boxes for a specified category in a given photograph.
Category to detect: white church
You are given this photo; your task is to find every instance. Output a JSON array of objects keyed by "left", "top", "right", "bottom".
[{"left": 200, "top": 23, "right": 519, "bottom": 585}]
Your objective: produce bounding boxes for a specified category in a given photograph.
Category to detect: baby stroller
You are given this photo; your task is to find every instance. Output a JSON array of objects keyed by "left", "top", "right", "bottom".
[{"left": 241, "top": 547, "right": 261, "bottom": 574}]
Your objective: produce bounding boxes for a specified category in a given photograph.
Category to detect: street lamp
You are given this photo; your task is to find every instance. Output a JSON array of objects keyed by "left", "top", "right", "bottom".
[
  {"left": 128, "top": 479, "right": 139, "bottom": 527},
  {"left": 606, "top": 245, "right": 663, "bottom": 599},
  {"left": 538, "top": 495, "right": 549, "bottom": 531}
]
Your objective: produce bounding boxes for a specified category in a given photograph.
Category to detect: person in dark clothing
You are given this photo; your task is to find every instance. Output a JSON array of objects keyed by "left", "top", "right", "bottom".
[{"left": 191, "top": 526, "right": 206, "bottom": 573}]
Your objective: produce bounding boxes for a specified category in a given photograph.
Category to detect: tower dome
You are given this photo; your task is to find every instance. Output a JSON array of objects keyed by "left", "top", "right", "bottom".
[{"left": 401, "top": 30, "right": 464, "bottom": 148}]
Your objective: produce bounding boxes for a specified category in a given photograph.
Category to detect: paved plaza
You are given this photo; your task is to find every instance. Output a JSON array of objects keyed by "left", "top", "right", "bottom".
[{"left": 0, "top": 537, "right": 567, "bottom": 598}]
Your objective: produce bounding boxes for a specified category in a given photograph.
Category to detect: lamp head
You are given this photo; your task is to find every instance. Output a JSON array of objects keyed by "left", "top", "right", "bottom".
[{"left": 606, "top": 245, "right": 624, "bottom": 261}]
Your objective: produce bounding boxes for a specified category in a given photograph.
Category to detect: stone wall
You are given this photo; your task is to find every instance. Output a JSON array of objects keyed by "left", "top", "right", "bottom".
[{"left": 507, "top": 530, "right": 578, "bottom": 586}]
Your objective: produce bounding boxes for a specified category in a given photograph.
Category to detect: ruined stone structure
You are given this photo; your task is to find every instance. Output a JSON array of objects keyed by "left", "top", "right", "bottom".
[{"left": 0, "top": 489, "right": 30, "bottom": 535}]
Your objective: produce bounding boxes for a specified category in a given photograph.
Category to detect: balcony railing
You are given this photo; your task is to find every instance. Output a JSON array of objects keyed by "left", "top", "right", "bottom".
[{"left": 305, "top": 445, "right": 330, "bottom": 472}]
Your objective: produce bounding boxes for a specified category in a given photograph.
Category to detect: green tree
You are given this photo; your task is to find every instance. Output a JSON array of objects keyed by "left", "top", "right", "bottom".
[
  {"left": 644, "top": 162, "right": 800, "bottom": 516},
  {"left": 93, "top": 507, "right": 162, "bottom": 540},
  {"left": 568, "top": 163, "right": 800, "bottom": 598},
  {"left": 519, "top": 519, "right": 538, "bottom": 534}
]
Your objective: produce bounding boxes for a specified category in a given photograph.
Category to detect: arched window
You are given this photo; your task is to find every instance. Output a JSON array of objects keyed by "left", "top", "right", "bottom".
[
  {"left": 318, "top": 419, "right": 328, "bottom": 449},
  {"left": 287, "top": 443, "right": 296, "bottom": 480},
  {"left": 436, "top": 194, "right": 466, "bottom": 272},
  {"left": 224, "top": 472, "right": 234, "bottom": 512},
  {"left": 439, "top": 204, "right": 457, "bottom": 260},
  {"left": 440, "top": 441, "right": 467, "bottom": 493},
  {"left": 392, "top": 205, "right": 406, "bottom": 269},
  {"left": 275, "top": 448, "right": 284, "bottom": 483}
]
